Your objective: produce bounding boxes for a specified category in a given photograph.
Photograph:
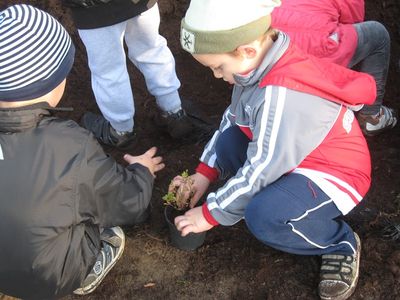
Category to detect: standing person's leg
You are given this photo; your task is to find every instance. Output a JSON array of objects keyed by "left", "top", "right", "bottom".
[
  {"left": 124, "top": 4, "right": 181, "bottom": 113},
  {"left": 245, "top": 174, "right": 361, "bottom": 300},
  {"left": 349, "top": 21, "right": 397, "bottom": 135},
  {"left": 79, "top": 23, "right": 136, "bottom": 147},
  {"left": 124, "top": 4, "right": 196, "bottom": 139}
]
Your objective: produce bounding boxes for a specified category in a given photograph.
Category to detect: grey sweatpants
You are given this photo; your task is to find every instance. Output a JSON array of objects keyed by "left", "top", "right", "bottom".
[{"left": 78, "top": 4, "right": 182, "bottom": 132}]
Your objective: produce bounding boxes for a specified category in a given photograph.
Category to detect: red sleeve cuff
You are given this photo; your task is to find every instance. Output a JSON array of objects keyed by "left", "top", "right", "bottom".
[
  {"left": 202, "top": 203, "right": 219, "bottom": 226},
  {"left": 196, "top": 162, "right": 219, "bottom": 182}
]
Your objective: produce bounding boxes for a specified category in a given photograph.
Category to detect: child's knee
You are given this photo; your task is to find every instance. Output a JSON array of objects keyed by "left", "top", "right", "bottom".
[
  {"left": 245, "top": 196, "right": 275, "bottom": 234},
  {"left": 368, "top": 21, "right": 390, "bottom": 45},
  {"left": 216, "top": 127, "right": 239, "bottom": 154},
  {"left": 215, "top": 126, "right": 249, "bottom": 171}
]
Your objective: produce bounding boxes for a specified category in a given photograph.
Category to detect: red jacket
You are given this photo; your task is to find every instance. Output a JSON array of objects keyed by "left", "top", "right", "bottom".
[
  {"left": 271, "top": 0, "right": 364, "bottom": 66},
  {"left": 261, "top": 43, "right": 373, "bottom": 210},
  {"left": 260, "top": 43, "right": 376, "bottom": 106}
]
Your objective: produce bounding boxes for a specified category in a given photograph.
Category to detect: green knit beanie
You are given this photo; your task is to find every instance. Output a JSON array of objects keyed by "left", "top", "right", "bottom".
[{"left": 180, "top": 0, "right": 281, "bottom": 54}]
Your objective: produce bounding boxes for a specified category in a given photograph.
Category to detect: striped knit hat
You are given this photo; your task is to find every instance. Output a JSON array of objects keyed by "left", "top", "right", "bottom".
[
  {"left": 0, "top": 4, "right": 75, "bottom": 101},
  {"left": 181, "top": 0, "right": 281, "bottom": 54}
]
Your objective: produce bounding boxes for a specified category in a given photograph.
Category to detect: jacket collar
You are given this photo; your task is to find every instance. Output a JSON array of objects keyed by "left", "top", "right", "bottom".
[
  {"left": 0, "top": 102, "right": 55, "bottom": 133},
  {"left": 233, "top": 32, "right": 290, "bottom": 87}
]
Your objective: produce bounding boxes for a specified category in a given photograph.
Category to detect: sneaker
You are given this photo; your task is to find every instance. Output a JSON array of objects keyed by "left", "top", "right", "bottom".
[
  {"left": 82, "top": 112, "right": 135, "bottom": 147},
  {"left": 357, "top": 105, "right": 397, "bottom": 136},
  {"left": 161, "top": 109, "right": 194, "bottom": 139},
  {"left": 318, "top": 232, "right": 361, "bottom": 300},
  {"left": 73, "top": 226, "right": 125, "bottom": 295}
]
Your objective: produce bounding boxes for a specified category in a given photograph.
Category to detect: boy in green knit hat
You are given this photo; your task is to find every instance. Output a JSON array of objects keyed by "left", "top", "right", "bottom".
[{"left": 173, "top": 0, "right": 376, "bottom": 299}]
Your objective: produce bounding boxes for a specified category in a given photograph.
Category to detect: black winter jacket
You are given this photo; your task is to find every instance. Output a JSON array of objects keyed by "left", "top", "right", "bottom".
[
  {"left": 66, "top": 0, "right": 157, "bottom": 29},
  {"left": 0, "top": 104, "right": 153, "bottom": 299}
]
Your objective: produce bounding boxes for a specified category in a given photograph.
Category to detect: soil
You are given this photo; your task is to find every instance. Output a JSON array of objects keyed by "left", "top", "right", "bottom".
[{"left": 1, "top": 1, "right": 400, "bottom": 299}]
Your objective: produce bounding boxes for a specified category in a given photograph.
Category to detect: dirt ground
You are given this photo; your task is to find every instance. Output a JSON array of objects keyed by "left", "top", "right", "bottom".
[{"left": 1, "top": 0, "right": 400, "bottom": 299}]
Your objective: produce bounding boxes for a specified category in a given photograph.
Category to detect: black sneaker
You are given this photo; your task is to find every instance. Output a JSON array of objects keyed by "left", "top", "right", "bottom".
[
  {"left": 157, "top": 108, "right": 216, "bottom": 142},
  {"left": 160, "top": 109, "right": 194, "bottom": 139},
  {"left": 73, "top": 226, "right": 125, "bottom": 295},
  {"left": 82, "top": 112, "right": 135, "bottom": 147},
  {"left": 318, "top": 232, "right": 361, "bottom": 300}
]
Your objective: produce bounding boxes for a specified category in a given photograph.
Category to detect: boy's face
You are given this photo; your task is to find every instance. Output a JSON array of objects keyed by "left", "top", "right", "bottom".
[
  {"left": 193, "top": 52, "right": 251, "bottom": 85},
  {"left": 47, "top": 79, "right": 66, "bottom": 107}
]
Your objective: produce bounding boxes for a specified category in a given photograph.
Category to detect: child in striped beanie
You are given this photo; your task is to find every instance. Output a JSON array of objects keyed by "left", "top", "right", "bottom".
[
  {"left": 0, "top": 4, "right": 164, "bottom": 299},
  {"left": 0, "top": 3, "right": 75, "bottom": 103},
  {"left": 174, "top": 1, "right": 376, "bottom": 299}
]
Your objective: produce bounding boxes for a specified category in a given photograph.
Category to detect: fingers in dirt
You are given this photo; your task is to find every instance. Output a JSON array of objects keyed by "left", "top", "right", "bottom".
[
  {"left": 152, "top": 156, "right": 163, "bottom": 164},
  {"left": 155, "top": 163, "right": 165, "bottom": 173},
  {"left": 146, "top": 146, "right": 157, "bottom": 156}
]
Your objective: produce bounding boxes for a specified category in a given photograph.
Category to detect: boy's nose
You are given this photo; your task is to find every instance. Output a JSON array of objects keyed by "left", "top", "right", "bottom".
[{"left": 212, "top": 69, "right": 223, "bottom": 79}]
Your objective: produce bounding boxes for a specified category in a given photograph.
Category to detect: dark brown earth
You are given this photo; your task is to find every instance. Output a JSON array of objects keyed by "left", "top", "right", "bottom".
[{"left": 1, "top": 1, "right": 400, "bottom": 299}]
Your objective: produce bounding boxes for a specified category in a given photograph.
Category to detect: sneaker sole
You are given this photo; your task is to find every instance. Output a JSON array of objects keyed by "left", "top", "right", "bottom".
[
  {"left": 319, "top": 232, "right": 361, "bottom": 300},
  {"left": 73, "top": 227, "right": 126, "bottom": 295}
]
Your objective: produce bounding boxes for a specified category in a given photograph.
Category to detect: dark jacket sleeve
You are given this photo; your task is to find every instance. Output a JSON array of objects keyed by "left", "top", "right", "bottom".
[
  {"left": 76, "top": 135, "right": 154, "bottom": 228},
  {"left": 65, "top": 0, "right": 157, "bottom": 29}
]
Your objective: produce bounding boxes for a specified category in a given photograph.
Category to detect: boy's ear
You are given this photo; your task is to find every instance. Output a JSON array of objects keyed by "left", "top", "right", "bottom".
[{"left": 236, "top": 45, "right": 257, "bottom": 59}]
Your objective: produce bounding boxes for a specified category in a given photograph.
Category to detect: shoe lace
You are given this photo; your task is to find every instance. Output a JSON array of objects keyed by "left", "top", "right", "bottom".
[
  {"left": 320, "top": 254, "right": 354, "bottom": 282},
  {"left": 379, "top": 106, "right": 397, "bottom": 126},
  {"left": 163, "top": 109, "right": 185, "bottom": 120}
]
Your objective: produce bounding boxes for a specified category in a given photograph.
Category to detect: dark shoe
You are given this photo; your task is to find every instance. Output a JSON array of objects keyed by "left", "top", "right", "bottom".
[
  {"left": 318, "top": 233, "right": 361, "bottom": 300},
  {"left": 357, "top": 105, "right": 397, "bottom": 136},
  {"left": 161, "top": 109, "right": 194, "bottom": 139},
  {"left": 82, "top": 112, "right": 135, "bottom": 147},
  {"left": 156, "top": 107, "right": 216, "bottom": 142},
  {"left": 73, "top": 227, "right": 125, "bottom": 295}
]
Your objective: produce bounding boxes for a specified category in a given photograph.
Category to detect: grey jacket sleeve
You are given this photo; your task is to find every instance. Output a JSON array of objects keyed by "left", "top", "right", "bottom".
[
  {"left": 76, "top": 135, "right": 154, "bottom": 228},
  {"left": 206, "top": 86, "right": 341, "bottom": 225}
]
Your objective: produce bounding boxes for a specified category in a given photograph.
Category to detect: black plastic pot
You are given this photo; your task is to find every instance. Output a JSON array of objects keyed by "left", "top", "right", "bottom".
[{"left": 164, "top": 205, "right": 206, "bottom": 251}]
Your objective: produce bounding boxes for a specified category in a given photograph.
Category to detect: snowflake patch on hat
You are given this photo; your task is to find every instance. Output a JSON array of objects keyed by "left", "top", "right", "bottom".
[{"left": 181, "top": 28, "right": 195, "bottom": 53}]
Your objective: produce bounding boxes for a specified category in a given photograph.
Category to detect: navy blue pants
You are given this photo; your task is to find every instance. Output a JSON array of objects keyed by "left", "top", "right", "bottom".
[{"left": 215, "top": 126, "right": 357, "bottom": 255}]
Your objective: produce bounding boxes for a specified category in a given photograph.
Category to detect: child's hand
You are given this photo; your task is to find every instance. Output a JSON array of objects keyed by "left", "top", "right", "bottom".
[
  {"left": 168, "top": 172, "right": 210, "bottom": 208},
  {"left": 189, "top": 173, "right": 210, "bottom": 208},
  {"left": 123, "top": 147, "right": 165, "bottom": 177},
  {"left": 174, "top": 206, "right": 213, "bottom": 236}
]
